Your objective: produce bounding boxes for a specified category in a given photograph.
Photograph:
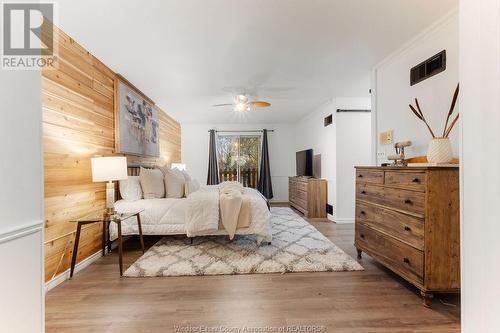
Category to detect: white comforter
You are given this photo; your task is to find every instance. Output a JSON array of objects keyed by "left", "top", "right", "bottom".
[{"left": 111, "top": 186, "right": 271, "bottom": 243}]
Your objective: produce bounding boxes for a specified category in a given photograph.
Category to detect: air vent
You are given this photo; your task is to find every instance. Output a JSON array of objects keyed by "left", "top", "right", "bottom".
[
  {"left": 324, "top": 114, "right": 333, "bottom": 127},
  {"left": 410, "top": 50, "right": 446, "bottom": 86}
]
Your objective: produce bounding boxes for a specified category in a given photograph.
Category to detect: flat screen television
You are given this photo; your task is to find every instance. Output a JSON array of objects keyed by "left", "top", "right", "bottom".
[{"left": 296, "top": 149, "right": 313, "bottom": 177}]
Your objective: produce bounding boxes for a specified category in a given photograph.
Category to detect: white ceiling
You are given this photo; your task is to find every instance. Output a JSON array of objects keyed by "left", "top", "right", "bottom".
[{"left": 55, "top": 0, "right": 457, "bottom": 124}]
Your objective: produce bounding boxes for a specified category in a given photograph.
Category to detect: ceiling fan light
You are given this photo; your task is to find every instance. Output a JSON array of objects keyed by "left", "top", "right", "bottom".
[
  {"left": 234, "top": 102, "right": 247, "bottom": 112},
  {"left": 235, "top": 94, "right": 248, "bottom": 103}
]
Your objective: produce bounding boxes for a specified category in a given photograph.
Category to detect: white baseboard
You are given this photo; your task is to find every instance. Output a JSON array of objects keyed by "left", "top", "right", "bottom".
[
  {"left": 45, "top": 249, "right": 103, "bottom": 292},
  {"left": 45, "top": 236, "right": 126, "bottom": 292},
  {"left": 334, "top": 218, "right": 355, "bottom": 224}
]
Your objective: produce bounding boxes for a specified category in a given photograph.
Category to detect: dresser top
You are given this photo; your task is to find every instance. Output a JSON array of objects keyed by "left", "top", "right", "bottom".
[{"left": 355, "top": 165, "right": 459, "bottom": 170}]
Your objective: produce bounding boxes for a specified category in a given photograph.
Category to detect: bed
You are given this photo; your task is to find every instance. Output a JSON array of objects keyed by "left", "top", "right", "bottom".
[{"left": 109, "top": 166, "right": 272, "bottom": 244}]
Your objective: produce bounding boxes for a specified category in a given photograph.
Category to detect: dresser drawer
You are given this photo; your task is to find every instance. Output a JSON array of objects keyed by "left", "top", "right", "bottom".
[
  {"left": 356, "top": 201, "right": 424, "bottom": 250},
  {"left": 294, "top": 180, "right": 308, "bottom": 191},
  {"left": 293, "top": 188, "right": 308, "bottom": 201},
  {"left": 356, "top": 169, "right": 384, "bottom": 184},
  {"left": 291, "top": 196, "right": 307, "bottom": 210},
  {"left": 355, "top": 224, "right": 424, "bottom": 284},
  {"left": 356, "top": 183, "right": 425, "bottom": 216},
  {"left": 385, "top": 171, "right": 427, "bottom": 191}
]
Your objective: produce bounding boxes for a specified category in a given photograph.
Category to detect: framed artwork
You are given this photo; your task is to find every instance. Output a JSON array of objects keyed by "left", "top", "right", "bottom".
[{"left": 114, "top": 74, "right": 160, "bottom": 157}]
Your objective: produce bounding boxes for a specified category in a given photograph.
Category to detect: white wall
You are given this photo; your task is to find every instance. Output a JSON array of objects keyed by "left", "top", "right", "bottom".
[
  {"left": 294, "top": 97, "right": 371, "bottom": 222},
  {"left": 294, "top": 100, "right": 337, "bottom": 217},
  {"left": 459, "top": 0, "right": 500, "bottom": 331},
  {"left": 373, "top": 11, "right": 459, "bottom": 163},
  {"left": 181, "top": 123, "right": 295, "bottom": 202},
  {"left": 335, "top": 110, "right": 372, "bottom": 222},
  {"left": 0, "top": 61, "right": 44, "bottom": 331}
]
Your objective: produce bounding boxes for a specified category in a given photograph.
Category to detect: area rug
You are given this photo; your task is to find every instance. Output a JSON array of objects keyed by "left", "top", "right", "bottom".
[{"left": 124, "top": 207, "right": 363, "bottom": 277}]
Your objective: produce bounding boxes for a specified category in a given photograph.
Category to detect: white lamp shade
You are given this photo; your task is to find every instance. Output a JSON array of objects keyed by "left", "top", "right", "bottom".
[
  {"left": 91, "top": 156, "right": 128, "bottom": 182},
  {"left": 171, "top": 163, "right": 186, "bottom": 171}
]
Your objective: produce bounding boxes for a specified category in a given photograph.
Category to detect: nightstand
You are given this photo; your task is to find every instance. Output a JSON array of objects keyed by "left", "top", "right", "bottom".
[{"left": 70, "top": 209, "right": 145, "bottom": 277}]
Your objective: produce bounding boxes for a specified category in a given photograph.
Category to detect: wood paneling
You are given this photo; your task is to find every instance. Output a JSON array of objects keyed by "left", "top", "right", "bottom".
[{"left": 42, "top": 24, "right": 181, "bottom": 282}]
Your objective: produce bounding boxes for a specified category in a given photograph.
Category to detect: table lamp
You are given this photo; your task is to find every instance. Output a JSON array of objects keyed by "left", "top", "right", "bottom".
[
  {"left": 171, "top": 163, "right": 186, "bottom": 171},
  {"left": 91, "top": 156, "right": 128, "bottom": 214}
]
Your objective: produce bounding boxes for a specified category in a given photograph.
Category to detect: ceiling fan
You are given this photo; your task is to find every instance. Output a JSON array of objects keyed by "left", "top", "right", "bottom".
[{"left": 212, "top": 94, "right": 271, "bottom": 112}]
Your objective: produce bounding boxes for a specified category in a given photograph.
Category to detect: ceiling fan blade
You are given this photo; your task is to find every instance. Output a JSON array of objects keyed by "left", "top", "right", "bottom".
[
  {"left": 212, "top": 103, "right": 233, "bottom": 107},
  {"left": 250, "top": 101, "right": 271, "bottom": 108}
]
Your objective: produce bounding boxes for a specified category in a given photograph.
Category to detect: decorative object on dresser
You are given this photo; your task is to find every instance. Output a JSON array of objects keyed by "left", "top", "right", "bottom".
[
  {"left": 387, "top": 141, "right": 412, "bottom": 166},
  {"left": 289, "top": 177, "right": 327, "bottom": 218},
  {"left": 354, "top": 166, "right": 460, "bottom": 307},
  {"left": 91, "top": 156, "right": 128, "bottom": 214},
  {"left": 408, "top": 83, "right": 459, "bottom": 164}
]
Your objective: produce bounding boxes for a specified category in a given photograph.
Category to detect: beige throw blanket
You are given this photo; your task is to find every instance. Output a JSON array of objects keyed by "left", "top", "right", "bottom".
[{"left": 219, "top": 181, "right": 251, "bottom": 239}]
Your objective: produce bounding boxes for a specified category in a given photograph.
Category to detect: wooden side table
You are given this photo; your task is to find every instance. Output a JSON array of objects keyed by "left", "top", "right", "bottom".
[{"left": 70, "top": 210, "right": 145, "bottom": 278}]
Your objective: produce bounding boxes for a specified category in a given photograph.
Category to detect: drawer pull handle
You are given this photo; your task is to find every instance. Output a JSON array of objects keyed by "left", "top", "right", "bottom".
[
  {"left": 360, "top": 234, "right": 365, "bottom": 239},
  {"left": 404, "top": 226, "right": 411, "bottom": 231},
  {"left": 358, "top": 174, "right": 363, "bottom": 178},
  {"left": 360, "top": 211, "right": 366, "bottom": 215},
  {"left": 412, "top": 178, "right": 420, "bottom": 183},
  {"left": 404, "top": 199, "right": 413, "bottom": 205},
  {"left": 361, "top": 191, "right": 367, "bottom": 194},
  {"left": 403, "top": 258, "right": 410, "bottom": 264}
]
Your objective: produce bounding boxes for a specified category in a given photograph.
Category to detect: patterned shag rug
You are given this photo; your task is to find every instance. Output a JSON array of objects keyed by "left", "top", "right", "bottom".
[{"left": 124, "top": 207, "right": 363, "bottom": 277}]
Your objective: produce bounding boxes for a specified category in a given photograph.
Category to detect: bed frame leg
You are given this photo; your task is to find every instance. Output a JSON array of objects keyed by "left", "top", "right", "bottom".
[
  {"left": 190, "top": 237, "right": 194, "bottom": 244},
  {"left": 267, "top": 242, "right": 271, "bottom": 245}
]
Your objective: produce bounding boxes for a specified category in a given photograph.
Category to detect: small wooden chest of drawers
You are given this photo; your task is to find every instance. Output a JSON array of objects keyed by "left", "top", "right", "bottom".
[
  {"left": 354, "top": 166, "right": 460, "bottom": 307},
  {"left": 289, "top": 177, "right": 327, "bottom": 218}
]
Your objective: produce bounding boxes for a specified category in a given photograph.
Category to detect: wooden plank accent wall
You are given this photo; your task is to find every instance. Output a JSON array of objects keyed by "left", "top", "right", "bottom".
[{"left": 42, "top": 25, "right": 181, "bottom": 282}]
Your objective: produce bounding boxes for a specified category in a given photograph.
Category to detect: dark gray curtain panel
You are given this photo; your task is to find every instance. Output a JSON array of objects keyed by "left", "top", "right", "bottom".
[
  {"left": 206, "top": 129, "right": 220, "bottom": 185},
  {"left": 257, "top": 129, "right": 274, "bottom": 199}
]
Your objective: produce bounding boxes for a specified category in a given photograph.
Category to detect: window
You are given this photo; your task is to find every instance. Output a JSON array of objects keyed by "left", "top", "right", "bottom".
[{"left": 217, "top": 134, "right": 261, "bottom": 188}]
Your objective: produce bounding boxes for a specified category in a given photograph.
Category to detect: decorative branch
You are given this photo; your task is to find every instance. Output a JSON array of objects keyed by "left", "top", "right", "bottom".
[
  {"left": 443, "top": 83, "right": 460, "bottom": 136},
  {"left": 444, "top": 114, "right": 459, "bottom": 138},
  {"left": 409, "top": 82, "right": 459, "bottom": 140},
  {"left": 409, "top": 104, "right": 423, "bottom": 120},
  {"left": 409, "top": 100, "right": 436, "bottom": 138}
]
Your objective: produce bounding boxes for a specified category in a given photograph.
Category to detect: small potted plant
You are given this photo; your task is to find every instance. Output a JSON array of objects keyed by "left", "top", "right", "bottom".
[{"left": 409, "top": 84, "right": 459, "bottom": 164}]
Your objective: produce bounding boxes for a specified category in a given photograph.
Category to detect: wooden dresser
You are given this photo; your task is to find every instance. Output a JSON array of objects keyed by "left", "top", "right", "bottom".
[
  {"left": 289, "top": 177, "right": 327, "bottom": 218},
  {"left": 354, "top": 166, "right": 460, "bottom": 306}
]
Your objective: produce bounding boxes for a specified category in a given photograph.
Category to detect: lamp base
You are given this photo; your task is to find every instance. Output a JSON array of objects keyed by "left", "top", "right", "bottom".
[{"left": 105, "top": 181, "right": 116, "bottom": 215}]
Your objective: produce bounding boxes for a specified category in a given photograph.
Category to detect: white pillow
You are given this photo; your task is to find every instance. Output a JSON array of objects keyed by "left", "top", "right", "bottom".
[
  {"left": 181, "top": 169, "right": 192, "bottom": 182},
  {"left": 164, "top": 168, "right": 185, "bottom": 198},
  {"left": 139, "top": 167, "right": 165, "bottom": 199},
  {"left": 156, "top": 165, "right": 169, "bottom": 176},
  {"left": 119, "top": 176, "right": 143, "bottom": 201},
  {"left": 185, "top": 179, "right": 200, "bottom": 197}
]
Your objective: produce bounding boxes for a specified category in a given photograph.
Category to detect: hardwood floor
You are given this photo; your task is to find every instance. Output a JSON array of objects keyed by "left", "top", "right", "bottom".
[{"left": 45, "top": 206, "right": 460, "bottom": 333}]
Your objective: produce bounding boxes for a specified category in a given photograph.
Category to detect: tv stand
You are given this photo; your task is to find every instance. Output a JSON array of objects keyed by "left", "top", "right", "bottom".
[{"left": 288, "top": 177, "right": 327, "bottom": 218}]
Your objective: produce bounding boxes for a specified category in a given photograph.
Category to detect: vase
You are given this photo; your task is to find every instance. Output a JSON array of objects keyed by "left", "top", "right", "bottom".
[{"left": 427, "top": 138, "right": 453, "bottom": 163}]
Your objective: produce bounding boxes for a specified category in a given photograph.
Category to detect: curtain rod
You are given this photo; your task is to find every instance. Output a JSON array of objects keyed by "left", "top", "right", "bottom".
[{"left": 208, "top": 129, "right": 275, "bottom": 133}]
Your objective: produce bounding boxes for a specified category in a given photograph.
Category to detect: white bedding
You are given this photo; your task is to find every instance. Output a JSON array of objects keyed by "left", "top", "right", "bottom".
[
  {"left": 110, "top": 186, "right": 271, "bottom": 243},
  {"left": 110, "top": 198, "right": 187, "bottom": 238}
]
